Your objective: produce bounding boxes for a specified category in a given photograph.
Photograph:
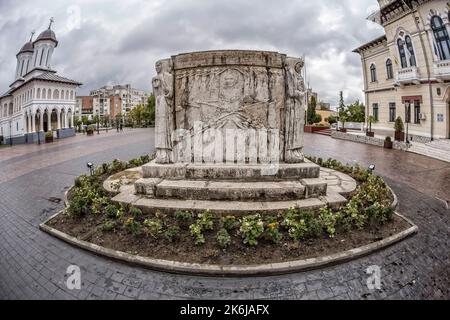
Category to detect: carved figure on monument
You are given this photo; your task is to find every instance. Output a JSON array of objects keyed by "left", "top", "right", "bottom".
[
  {"left": 284, "top": 58, "right": 306, "bottom": 163},
  {"left": 153, "top": 59, "right": 175, "bottom": 164}
]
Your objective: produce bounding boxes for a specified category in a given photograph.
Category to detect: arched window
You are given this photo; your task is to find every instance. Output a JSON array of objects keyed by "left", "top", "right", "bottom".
[
  {"left": 66, "top": 90, "right": 69, "bottom": 100},
  {"left": 431, "top": 16, "right": 450, "bottom": 60},
  {"left": 397, "top": 39, "right": 408, "bottom": 68},
  {"left": 9, "top": 103, "right": 13, "bottom": 116},
  {"left": 53, "top": 89, "right": 59, "bottom": 100},
  {"left": 370, "top": 64, "right": 377, "bottom": 82},
  {"left": 405, "top": 36, "right": 416, "bottom": 66},
  {"left": 42, "top": 88, "right": 46, "bottom": 99},
  {"left": 386, "top": 59, "right": 393, "bottom": 79},
  {"left": 37, "top": 88, "right": 41, "bottom": 99},
  {"left": 47, "top": 89, "right": 51, "bottom": 100},
  {"left": 70, "top": 91, "right": 74, "bottom": 100}
]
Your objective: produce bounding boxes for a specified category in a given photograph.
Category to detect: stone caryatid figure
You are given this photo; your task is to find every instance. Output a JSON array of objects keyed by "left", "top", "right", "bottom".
[
  {"left": 284, "top": 58, "right": 306, "bottom": 163},
  {"left": 153, "top": 59, "right": 175, "bottom": 164}
]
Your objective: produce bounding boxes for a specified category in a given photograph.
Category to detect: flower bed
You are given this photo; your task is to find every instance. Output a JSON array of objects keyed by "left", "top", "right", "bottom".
[{"left": 44, "top": 155, "right": 412, "bottom": 266}]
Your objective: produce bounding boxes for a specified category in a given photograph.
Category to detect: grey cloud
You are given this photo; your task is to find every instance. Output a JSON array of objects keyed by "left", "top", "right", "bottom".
[{"left": 0, "top": 0, "right": 383, "bottom": 105}]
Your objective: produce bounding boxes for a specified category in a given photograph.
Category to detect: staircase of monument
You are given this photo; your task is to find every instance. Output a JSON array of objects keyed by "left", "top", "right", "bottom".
[
  {"left": 108, "top": 161, "right": 356, "bottom": 216},
  {"left": 314, "top": 128, "right": 332, "bottom": 136}
]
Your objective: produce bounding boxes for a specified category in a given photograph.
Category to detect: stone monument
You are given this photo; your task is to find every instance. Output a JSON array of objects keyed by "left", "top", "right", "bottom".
[{"left": 111, "top": 51, "right": 355, "bottom": 215}]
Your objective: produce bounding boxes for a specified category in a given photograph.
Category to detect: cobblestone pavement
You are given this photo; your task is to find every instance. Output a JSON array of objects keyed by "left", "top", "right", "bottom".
[{"left": 0, "top": 130, "right": 449, "bottom": 300}]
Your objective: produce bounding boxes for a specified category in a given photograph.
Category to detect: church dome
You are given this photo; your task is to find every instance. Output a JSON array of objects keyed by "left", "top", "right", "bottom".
[
  {"left": 35, "top": 28, "right": 58, "bottom": 46},
  {"left": 17, "top": 41, "right": 34, "bottom": 55}
]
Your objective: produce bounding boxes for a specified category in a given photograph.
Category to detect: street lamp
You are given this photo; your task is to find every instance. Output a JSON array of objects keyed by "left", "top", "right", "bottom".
[
  {"left": 87, "top": 162, "right": 94, "bottom": 176},
  {"left": 405, "top": 102, "right": 411, "bottom": 145},
  {"left": 368, "top": 164, "right": 376, "bottom": 174},
  {"left": 9, "top": 120, "right": 12, "bottom": 146}
]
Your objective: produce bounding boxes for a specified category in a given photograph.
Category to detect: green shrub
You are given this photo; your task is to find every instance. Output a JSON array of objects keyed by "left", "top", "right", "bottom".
[
  {"left": 240, "top": 214, "right": 264, "bottom": 246},
  {"left": 105, "top": 204, "right": 123, "bottom": 220},
  {"left": 216, "top": 228, "right": 231, "bottom": 249},
  {"left": 175, "top": 210, "right": 193, "bottom": 224},
  {"left": 144, "top": 219, "right": 163, "bottom": 238},
  {"left": 318, "top": 207, "right": 337, "bottom": 238},
  {"left": 220, "top": 216, "right": 239, "bottom": 231},
  {"left": 264, "top": 222, "right": 283, "bottom": 244},
  {"left": 189, "top": 224, "right": 205, "bottom": 246},
  {"left": 124, "top": 217, "right": 141, "bottom": 236},
  {"left": 197, "top": 211, "right": 214, "bottom": 231},
  {"left": 129, "top": 207, "right": 143, "bottom": 218},
  {"left": 103, "top": 220, "right": 117, "bottom": 232},
  {"left": 165, "top": 226, "right": 180, "bottom": 243}
]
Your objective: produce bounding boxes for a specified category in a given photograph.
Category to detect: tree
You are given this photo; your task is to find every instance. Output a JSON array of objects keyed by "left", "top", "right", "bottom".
[
  {"left": 81, "top": 115, "right": 89, "bottom": 125},
  {"left": 326, "top": 115, "right": 337, "bottom": 125},
  {"left": 145, "top": 95, "right": 156, "bottom": 126},
  {"left": 367, "top": 115, "right": 378, "bottom": 133},
  {"left": 338, "top": 91, "right": 349, "bottom": 129},
  {"left": 346, "top": 100, "right": 365, "bottom": 122},
  {"left": 307, "top": 95, "right": 322, "bottom": 125}
]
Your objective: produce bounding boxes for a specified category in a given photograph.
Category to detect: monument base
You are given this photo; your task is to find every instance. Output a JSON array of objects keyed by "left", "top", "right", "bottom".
[{"left": 107, "top": 161, "right": 357, "bottom": 216}]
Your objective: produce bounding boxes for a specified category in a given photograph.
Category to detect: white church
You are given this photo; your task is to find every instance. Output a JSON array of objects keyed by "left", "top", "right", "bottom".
[{"left": 0, "top": 20, "right": 81, "bottom": 145}]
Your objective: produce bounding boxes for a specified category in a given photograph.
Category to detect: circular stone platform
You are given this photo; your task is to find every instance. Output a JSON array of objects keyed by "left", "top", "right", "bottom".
[{"left": 104, "top": 161, "right": 357, "bottom": 216}]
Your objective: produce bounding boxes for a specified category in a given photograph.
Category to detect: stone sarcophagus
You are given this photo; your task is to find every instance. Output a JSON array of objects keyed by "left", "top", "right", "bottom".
[{"left": 153, "top": 50, "right": 306, "bottom": 165}]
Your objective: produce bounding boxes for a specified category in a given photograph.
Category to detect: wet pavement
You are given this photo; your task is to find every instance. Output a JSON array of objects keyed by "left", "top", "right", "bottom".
[{"left": 0, "top": 130, "right": 448, "bottom": 300}]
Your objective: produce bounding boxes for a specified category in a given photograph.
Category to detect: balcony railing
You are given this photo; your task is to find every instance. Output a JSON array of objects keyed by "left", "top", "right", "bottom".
[
  {"left": 396, "top": 67, "right": 420, "bottom": 85},
  {"left": 433, "top": 60, "right": 450, "bottom": 80}
]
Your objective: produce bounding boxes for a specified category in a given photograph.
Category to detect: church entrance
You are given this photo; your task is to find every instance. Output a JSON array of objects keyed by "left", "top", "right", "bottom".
[
  {"left": 43, "top": 111, "right": 49, "bottom": 132},
  {"left": 51, "top": 110, "right": 58, "bottom": 131}
]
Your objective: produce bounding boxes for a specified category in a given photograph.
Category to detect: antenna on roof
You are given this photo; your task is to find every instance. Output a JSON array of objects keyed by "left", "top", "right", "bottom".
[{"left": 48, "top": 17, "right": 55, "bottom": 30}]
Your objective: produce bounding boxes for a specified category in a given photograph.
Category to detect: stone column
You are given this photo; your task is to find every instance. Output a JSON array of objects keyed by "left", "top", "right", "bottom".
[
  {"left": 64, "top": 112, "right": 68, "bottom": 129},
  {"left": 71, "top": 112, "right": 74, "bottom": 129},
  {"left": 47, "top": 111, "right": 51, "bottom": 131},
  {"left": 57, "top": 109, "right": 61, "bottom": 130},
  {"left": 40, "top": 112, "right": 44, "bottom": 132},
  {"left": 24, "top": 115, "right": 28, "bottom": 133},
  {"left": 31, "top": 113, "right": 36, "bottom": 133}
]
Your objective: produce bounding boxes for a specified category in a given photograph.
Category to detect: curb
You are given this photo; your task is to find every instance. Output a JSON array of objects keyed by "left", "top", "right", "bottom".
[{"left": 40, "top": 211, "right": 418, "bottom": 277}]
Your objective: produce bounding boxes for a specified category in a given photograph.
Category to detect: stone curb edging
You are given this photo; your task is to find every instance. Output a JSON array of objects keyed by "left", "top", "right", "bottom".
[{"left": 40, "top": 210, "right": 417, "bottom": 277}]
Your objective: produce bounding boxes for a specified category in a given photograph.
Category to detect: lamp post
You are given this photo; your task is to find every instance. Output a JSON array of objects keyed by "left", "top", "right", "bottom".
[
  {"left": 405, "top": 102, "right": 411, "bottom": 144},
  {"left": 9, "top": 120, "right": 12, "bottom": 147}
]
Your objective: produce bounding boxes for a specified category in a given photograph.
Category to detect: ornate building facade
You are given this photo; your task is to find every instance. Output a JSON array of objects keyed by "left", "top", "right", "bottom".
[
  {"left": 354, "top": 0, "right": 450, "bottom": 142},
  {"left": 0, "top": 21, "right": 81, "bottom": 145}
]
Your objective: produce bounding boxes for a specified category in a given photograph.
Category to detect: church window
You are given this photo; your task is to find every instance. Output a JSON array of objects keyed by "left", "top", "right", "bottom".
[{"left": 431, "top": 16, "right": 450, "bottom": 60}]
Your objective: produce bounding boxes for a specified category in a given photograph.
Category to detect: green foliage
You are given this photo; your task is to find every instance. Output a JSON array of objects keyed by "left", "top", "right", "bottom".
[
  {"left": 143, "top": 219, "right": 163, "bottom": 238},
  {"left": 394, "top": 117, "right": 404, "bottom": 132},
  {"left": 318, "top": 207, "right": 337, "bottom": 238},
  {"left": 326, "top": 115, "right": 337, "bottom": 125},
  {"left": 197, "top": 211, "right": 214, "bottom": 231},
  {"left": 129, "top": 207, "right": 143, "bottom": 218},
  {"left": 124, "top": 217, "right": 141, "bottom": 237},
  {"left": 264, "top": 222, "right": 283, "bottom": 244},
  {"left": 346, "top": 100, "right": 366, "bottom": 123},
  {"left": 103, "top": 220, "right": 117, "bottom": 232},
  {"left": 385, "top": 136, "right": 392, "bottom": 142},
  {"left": 189, "top": 223, "right": 205, "bottom": 246},
  {"left": 220, "top": 216, "right": 239, "bottom": 231},
  {"left": 105, "top": 204, "right": 123, "bottom": 220},
  {"left": 240, "top": 214, "right": 265, "bottom": 246},
  {"left": 216, "top": 228, "right": 232, "bottom": 249},
  {"left": 164, "top": 226, "right": 180, "bottom": 243},
  {"left": 110, "top": 159, "right": 126, "bottom": 173},
  {"left": 175, "top": 210, "right": 193, "bottom": 222},
  {"left": 69, "top": 175, "right": 107, "bottom": 217}
]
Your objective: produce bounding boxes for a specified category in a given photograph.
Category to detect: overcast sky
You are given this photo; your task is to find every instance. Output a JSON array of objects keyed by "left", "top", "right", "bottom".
[{"left": 0, "top": 0, "right": 384, "bottom": 107}]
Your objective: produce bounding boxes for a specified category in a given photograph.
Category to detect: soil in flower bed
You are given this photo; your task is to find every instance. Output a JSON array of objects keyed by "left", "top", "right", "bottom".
[{"left": 47, "top": 211, "right": 411, "bottom": 266}]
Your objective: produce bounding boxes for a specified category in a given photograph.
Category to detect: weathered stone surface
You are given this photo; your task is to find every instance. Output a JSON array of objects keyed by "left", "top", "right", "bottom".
[
  {"left": 153, "top": 50, "right": 307, "bottom": 164},
  {"left": 155, "top": 180, "right": 307, "bottom": 201},
  {"left": 134, "top": 178, "right": 162, "bottom": 197},
  {"left": 143, "top": 161, "right": 321, "bottom": 180}
]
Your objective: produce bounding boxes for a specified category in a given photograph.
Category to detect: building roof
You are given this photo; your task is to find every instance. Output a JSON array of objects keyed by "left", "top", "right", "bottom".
[
  {"left": 17, "top": 41, "right": 34, "bottom": 56},
  {"left": 31, "top": 72, "right": 82, "bottom": 85},
  {"left": 35, "top": 28, "right": 58, "bottom": 46},
  {"left": 353, "top": 35, "right": 387, "bottom": 54},
  {"left": 0, "top": 89, "right": 13, "bottom": 99}
]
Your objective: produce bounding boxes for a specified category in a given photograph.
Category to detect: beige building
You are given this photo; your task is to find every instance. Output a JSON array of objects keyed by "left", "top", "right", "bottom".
[{"left": 354, "top": 0, "right": 450, "bottom": 142}]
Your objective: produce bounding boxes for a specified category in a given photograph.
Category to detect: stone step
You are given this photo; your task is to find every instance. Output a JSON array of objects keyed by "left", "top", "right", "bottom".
[
  {"left": 112, "top": 192, "right": 347, "bottom": 216},
  {"left": 409, "top": 144, "right": 450, "bottom": 163},
  {"left": 142, "top": 161, "right": 321, "bottom": 180},
  {"left": 135, "top": 178, "right": 328, "bottom": 201}
]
